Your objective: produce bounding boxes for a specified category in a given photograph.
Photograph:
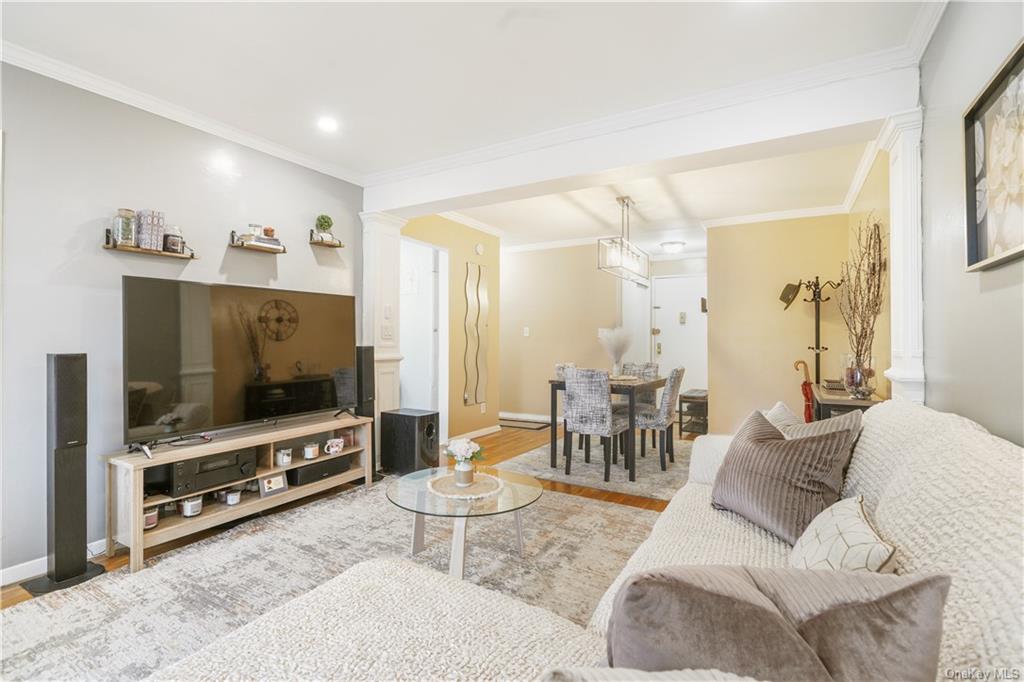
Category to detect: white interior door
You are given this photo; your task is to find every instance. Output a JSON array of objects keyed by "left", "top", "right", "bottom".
[{"left": 652, "top": 275, "right": 708, "bottom": 392}]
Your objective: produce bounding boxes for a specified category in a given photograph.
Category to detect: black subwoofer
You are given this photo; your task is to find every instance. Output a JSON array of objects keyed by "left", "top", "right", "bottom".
[
  {"left": 381, "top": 409, "right": 439, "bottom": 474},
  {"left": 22, "top": 354, "right": 104, "bottom": 595},
  {"left": 286, "top": 456, "right": 351, "bottom": 486}
]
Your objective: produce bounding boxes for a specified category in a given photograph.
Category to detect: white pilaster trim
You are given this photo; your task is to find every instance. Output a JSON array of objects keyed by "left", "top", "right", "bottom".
[
  {"left": 878, "top": 108, "right": 925, "bottom": 403},
  {"left": 359, "top": 211, "right": 407, "bottom": 450}
]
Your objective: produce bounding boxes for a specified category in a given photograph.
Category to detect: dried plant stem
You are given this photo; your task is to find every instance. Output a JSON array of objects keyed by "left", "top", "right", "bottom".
[
  {"left": 839, "top": 216, "right": 886, "bottom": 367},
  {"left": 236, "top": 304, "right": 266, "bottom": 375}
]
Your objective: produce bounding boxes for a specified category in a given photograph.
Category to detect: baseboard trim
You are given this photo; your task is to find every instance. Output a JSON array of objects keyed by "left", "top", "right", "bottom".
[
  {"left": 498, "top": 411, "right": 555, "bottom": 423},
  {"left": 2, "top": 539, "right": 108, "bottom": 587},
  {"left": 446, "top": 424, "right": 501, "bottom": 442}
]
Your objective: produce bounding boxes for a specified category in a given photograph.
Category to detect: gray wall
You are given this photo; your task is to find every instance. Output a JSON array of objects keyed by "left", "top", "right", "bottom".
[
  {"left": 1, "top": 65, "right": 364, "bottom": 572},
  {"left": 920, "top": 3, "right": 1024, "bottom": 445}
]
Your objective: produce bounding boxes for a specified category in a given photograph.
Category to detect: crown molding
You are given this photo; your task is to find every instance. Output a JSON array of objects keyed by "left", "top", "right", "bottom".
[
  {"left": 501, "top": 236, "right": 614, "bottom": 254},
  {"left": 905, "top": 2, "right": 949, "bottom": 62},
  {"left": 438, "top": 211, "right": 505, "bottom": 238},
  {"left": 703, "top": 205, "right": 848, "bottom": 229},
  {"left": 842, "top": 139, "right": 882, "bottom": 211},
  {"left": 1, "top": 41, "right": 366, "bottom": 186}
]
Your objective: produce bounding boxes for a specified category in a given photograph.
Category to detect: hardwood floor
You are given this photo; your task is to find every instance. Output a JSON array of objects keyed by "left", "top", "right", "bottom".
[{"left": 1, "top": 422, "right": 690, "bottom": 610}]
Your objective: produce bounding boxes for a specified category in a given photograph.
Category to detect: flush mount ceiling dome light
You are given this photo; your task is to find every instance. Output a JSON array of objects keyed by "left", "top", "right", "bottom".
[
  {"left": 598, "top": 196, "right": 650, "bottom": 287},
  {"left": 317, "top": 116, "right": 339, "bottom": 133},
  {"left": 660, "top": 241, "right": 686, "bottom": 254}
]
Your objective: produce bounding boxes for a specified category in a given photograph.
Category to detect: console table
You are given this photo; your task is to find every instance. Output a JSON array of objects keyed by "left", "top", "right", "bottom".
[
  {"left": 811, "top": 384, "right": 881, "bottom": 420},
  {"left": 104, "top": 413, "right": 373, "bottom": 572}
]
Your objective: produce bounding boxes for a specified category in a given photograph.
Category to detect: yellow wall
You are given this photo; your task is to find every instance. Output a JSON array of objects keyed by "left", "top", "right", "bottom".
[
  {"left": 847, "top": 152, "right": 891, "bottom": 399},
  {"left": 402, "top": 215, "right": 501, "bottom": 438},
  {"left": 707, "top": 215, "right": 852, "bottom": 433},
  {"left": 499, "top": 244, "right": 621, "bottom": 417}
]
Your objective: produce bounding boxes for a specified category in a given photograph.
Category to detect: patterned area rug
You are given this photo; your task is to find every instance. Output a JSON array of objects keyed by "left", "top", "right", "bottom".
[
  {"left": 497, "top": 437, "right": 692, "bottom": 500},
  {"left": 1, "top": 483, "right": 656, "bottom": 681}
]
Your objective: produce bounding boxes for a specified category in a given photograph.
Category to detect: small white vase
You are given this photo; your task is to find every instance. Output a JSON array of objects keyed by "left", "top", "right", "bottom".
[{"left": 454, "top": 461, "right": 474, "bottom": 487}]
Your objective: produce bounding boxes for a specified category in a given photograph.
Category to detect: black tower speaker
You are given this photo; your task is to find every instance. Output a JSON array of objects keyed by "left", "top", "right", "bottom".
[
  {"left": 22, "top": 354, "right": 104, "bottom": 595},
  {"left": 381, "top": 409, "right": 439, "bottom": 474},
  {"left": 354, "top": 346, "right": 375, "bottom": 418},
  {"left": 354, "top": 346, "right": 383, "bottom": 481}
]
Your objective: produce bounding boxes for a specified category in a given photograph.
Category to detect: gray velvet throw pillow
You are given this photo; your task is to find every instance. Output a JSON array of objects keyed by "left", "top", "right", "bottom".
[
  {"left": 712, "top": 411, "right": 856, "bottom": 543},
  {"left": 607, "top": 566, "right": 951, "bottom": 682}
]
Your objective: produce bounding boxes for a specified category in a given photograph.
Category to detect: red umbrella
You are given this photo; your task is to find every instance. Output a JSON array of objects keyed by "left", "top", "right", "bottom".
[{"left": 794, "top": 360, "right": 813, "bottom": 423}]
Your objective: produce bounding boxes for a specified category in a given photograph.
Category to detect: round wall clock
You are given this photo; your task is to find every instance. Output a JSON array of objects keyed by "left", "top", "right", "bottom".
[{"left": 258, "top": 299, "right": 299, "bottom": 341}]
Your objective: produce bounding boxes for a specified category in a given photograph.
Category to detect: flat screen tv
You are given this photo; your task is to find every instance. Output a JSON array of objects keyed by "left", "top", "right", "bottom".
[{"left": 122, "top": 276, "right": 357, "bottom": 445}]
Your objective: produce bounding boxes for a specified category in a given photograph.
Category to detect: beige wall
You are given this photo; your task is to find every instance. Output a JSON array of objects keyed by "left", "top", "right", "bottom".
[
  {"left": 402, "top": 215, "right": 501, "bottom": 438},
  {"left": 708, "top": 215, "right": 852, "bottom": 433},
  {"left": 500, "top": 244, "right": 621, "bottom": 417},
  {"left": 847, "top": 152, "right": 891, "bottom": 399},
  {"left": 652, "top": 257, "right": 708, "bottom": 277}
]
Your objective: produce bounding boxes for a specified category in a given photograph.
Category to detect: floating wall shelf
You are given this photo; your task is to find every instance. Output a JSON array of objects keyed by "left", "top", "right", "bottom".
[
  {"left": 103, "top": 231, "right": 196, "bottom": 260},
  {"left": 309, "top": 230, "right": 345, "bottom": 249},
  {"left": 229, "top": 230, "right": 287, "bottom": 254}
]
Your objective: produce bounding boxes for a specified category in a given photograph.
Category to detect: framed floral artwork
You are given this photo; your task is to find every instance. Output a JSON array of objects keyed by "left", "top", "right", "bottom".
[{"left": 964, "top": 39, "right": 1024, "bottom": 271}]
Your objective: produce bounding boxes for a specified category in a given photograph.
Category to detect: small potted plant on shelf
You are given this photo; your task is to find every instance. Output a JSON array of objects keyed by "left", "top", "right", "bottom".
[
  {"left": 311, "top": 214, "right": 343, "bottom": 247},
  {"left": 445, "top": 438, "right": 484, "bottom": 487}
]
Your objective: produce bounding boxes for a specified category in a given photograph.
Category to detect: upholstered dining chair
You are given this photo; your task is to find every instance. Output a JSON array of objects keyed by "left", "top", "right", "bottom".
[
  {"left": 563, "top": 368, "right": 629, "bottom": 482},
  {"left": 616, "top": 361, "right": 659, "bottom": 452},
  {"left": 636, "top": 367, "right": 685, "bottom": 471},
  {"left": 556, "top": 363, "right": 588, "bottom": 452}
]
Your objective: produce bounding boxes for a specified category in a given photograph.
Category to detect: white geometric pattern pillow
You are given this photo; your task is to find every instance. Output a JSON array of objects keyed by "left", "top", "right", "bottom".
[{"left": 789, "top": 495, "right": 896, "bottom": 572}]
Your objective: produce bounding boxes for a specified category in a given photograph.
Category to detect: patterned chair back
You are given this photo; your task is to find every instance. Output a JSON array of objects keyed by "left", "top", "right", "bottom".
[
  {"left": 564, "top": 368, "right": 613, "bottom": 436},
  {"left": 622, "top": 361, "right": 659, "bottom": 405},
  {"left": 655, "top": 367, "right": 686, "bottom": 423},
  {"left": 555, "top": 362, "right": 576, "bottom": 380}
]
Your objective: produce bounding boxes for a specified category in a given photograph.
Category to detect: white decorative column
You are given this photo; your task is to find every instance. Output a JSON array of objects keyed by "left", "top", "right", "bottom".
[
  {"left": 360, "top": 211, "right": 407, "bottom": 458},
  {"left": 878, "top": 109, "right": 925, "bottom": 403}
]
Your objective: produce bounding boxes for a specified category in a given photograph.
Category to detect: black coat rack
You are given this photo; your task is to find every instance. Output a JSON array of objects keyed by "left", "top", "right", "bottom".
[{"left": 779, "top": 276, "right": 842, "bottom": 384}]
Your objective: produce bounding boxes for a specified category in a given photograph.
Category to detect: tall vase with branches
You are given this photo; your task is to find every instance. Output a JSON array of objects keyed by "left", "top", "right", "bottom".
[
  {"left": 236, "top": 303, "right": 268, "bottom": 382},
  {"left": 838, "top": 216, "right": 886, "bottom": 398}
]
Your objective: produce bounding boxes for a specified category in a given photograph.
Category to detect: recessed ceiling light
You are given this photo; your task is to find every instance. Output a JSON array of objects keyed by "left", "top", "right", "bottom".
[
  {"left": 661, "top": 241, "right": 686, "bottom": 254},
  {"left": 317, "top": 116, "right": 339, "bottom": 133}
]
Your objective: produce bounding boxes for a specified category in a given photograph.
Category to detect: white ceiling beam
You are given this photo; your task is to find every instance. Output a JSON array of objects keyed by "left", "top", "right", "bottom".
[{"left": 364, "top": 65, "right": 919, "bottom": 216}]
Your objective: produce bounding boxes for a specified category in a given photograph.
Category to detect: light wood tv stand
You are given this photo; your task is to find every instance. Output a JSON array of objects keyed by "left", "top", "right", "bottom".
[{"left": 104, "top": 413, "right": 373, "bottom": 572}]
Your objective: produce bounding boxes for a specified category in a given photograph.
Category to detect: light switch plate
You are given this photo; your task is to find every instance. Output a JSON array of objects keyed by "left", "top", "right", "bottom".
[
  {"left": 679, "top": 312, "right": 687, "bottom": 324},
  {"left": 523, "top": 326, "right": 530, "bottom": 337},
  {"left": 381, "top": 324, "right": 394, "bottom": 340},
  {"left": 480, "top": 403, "right": 487, "bottom": 414}
]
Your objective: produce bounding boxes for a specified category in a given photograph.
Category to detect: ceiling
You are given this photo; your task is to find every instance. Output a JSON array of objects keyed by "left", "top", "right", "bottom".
[
  {"left": 461, "top": 142, "right": 869, "bottom": 254},
  {"left": 2, "top": 2, "right": 926, "bottom": 183}
]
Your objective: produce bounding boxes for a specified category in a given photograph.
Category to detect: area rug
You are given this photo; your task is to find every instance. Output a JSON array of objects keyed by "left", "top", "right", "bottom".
[
  {"left": 497, "top": 437, "right": 691, "bottom": 501},
  {"left": 1, "top": 483, "right": 656, "bottom": 681}
]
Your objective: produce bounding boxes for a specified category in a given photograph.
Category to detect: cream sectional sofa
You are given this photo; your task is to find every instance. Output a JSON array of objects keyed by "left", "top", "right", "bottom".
[{"left": 155, "top": 401, "right": 1022, "bottom": 680}]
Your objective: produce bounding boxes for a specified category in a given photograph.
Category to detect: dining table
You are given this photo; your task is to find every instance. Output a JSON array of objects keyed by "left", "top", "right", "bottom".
[{"left": 548, "top": 375, "right": 667, "bottom": 482}]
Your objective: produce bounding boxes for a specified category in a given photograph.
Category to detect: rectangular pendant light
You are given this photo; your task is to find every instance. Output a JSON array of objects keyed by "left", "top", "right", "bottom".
[{"left": 597, "top": 197, "right": 650, "bottom": 287}]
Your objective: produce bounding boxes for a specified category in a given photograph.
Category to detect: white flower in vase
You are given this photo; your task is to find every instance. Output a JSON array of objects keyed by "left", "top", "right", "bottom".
[
  {"left": 445, "top": 438, "right": 484, "bottom": 487},
  {"left": 598, "top": 327, "right": 632, "bottom": 375}
]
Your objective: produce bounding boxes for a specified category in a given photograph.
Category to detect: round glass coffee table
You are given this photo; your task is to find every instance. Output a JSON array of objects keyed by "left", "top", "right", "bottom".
[{"left": 385, "top": 466, "right": 543, "bottom": 579}]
